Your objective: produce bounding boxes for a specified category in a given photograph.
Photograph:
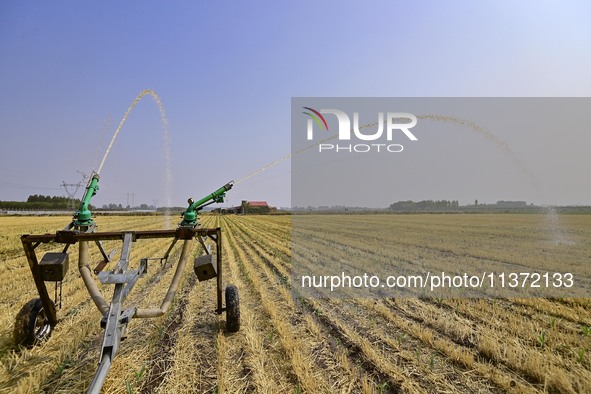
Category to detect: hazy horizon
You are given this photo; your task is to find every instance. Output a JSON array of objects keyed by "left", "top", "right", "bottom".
[{"left": 2, "top": 2, "right": 591, "bottom": 208}]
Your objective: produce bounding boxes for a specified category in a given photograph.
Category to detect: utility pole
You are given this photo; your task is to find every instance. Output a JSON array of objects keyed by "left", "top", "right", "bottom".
[
  {"left": 60, "top": 171, "right": 87, "bottom": 210},
  {"left": 61, "top": 181, "right": 83, "bottom": 210}
]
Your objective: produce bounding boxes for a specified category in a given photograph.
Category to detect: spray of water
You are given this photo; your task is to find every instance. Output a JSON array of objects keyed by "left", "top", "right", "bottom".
[
  {"left": 236, "top": 115, "right": 534, "bottom": 185},
  {"left": 235, "top": 113, "right": 571, "bottom": 244},
  {"left": 96, "top": 89, "right": 173, "bottom": 228},
  {"left": 416, "top": 114, "right": 538, "bottom": 189},
  {"left": 417, "top": 114, "right": 572, "bottom": 243},
  {"left": 235, "top": 122, "right": 377, "bottom": 185},
  {"left": 235, "top": 134, "right": 336, "bottom": 185},
  {"left": 99, "top": 90, "right": 160, "bottom": 174},
  {"left": 543, "top": 206, "right": 573, "bottom": 245}
]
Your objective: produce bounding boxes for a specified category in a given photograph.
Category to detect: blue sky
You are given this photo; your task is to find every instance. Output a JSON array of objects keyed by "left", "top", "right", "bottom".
[{"left": 1, "top": 1, "right": 590, "bottom": 208}]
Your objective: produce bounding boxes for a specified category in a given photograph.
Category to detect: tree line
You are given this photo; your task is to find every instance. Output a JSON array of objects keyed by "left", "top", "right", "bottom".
[
  {"left": 389, "top": 200, "right": 460, "bottom": 211},
  {"left": 388, "top": 200, "right": 537, "bottom": 212},
  {"left": 0, "top": 194, "right": 88, "bottom": 210}
]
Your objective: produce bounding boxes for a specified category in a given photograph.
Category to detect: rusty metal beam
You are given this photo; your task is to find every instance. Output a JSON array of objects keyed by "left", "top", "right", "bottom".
[
  {"left": 21, "top": 228, "right": 220, "bottom": 244},
  {"left": 215, "top": 228, "right": 223, "bottom": 314},
  {"left": 21, "top": 238, "right": 58, "bottom": 326}
]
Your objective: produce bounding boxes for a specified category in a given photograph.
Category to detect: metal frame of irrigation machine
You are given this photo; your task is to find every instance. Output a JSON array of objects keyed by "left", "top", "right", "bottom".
[{"left": 13, "top": 174, "right": 240, "bottom": 393}]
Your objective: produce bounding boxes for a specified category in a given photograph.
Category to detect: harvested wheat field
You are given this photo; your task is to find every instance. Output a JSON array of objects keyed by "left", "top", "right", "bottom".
[{"left": 0, "top": 213, "right": 590, "bottom": 393}]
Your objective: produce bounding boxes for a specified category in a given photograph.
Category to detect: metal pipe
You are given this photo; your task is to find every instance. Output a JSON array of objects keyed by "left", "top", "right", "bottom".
[
  {"left": 87, "top": 353, "right": 111, "bottom": 394},
  {"left": 135, "top": 239, "right": 193, "bottom": 318},
  {"left": 79, "top": 241, "right": 109, "bottom": 315}
]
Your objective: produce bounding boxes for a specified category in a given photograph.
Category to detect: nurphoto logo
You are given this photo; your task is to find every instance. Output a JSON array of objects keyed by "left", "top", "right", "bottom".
[{"left": 302, "top": 107, "right": 418, "bottom": 153}]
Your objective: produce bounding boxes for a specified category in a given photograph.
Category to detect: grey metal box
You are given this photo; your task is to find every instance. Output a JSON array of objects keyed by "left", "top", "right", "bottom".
[
  {"left": 193, "top": 254, "right": 217, "bottom": 281},
  {"left": 39, "top": 252, "right": 69, "bottom": 281}
]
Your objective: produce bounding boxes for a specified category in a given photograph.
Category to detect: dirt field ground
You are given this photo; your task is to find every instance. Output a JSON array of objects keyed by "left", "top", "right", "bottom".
[{"left": 0, "top": 213, "right": 590, "bottom": 393}]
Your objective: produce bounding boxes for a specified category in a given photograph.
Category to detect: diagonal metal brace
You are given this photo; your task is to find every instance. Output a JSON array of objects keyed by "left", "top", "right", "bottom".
[
  {"left": 93, "top": 240, "right": 117, "bottom": 275},
  {"left": 197, "top": 235, "right": 212, "bottom": 255}
]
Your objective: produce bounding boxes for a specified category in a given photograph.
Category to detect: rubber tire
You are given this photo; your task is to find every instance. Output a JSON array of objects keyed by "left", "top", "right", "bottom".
[
  {"left": 13, "top": 298, "right": 54, "bottom": 348},
  {"left": 225, "top": 285, "right": 240, "bottom": 332}
]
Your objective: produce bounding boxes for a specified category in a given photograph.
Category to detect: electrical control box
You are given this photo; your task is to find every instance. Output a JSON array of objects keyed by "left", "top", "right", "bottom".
[
  {"left": 39, "top": 252, "right": 69, "bottom": 281},
  {"left": 193, "top": 254, "right": 217, "bottom": 281}
]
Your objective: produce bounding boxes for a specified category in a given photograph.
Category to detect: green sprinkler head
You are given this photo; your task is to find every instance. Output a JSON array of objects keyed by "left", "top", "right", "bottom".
[
  {"left": 74, "top": 173, "right": 100, "bottom": 227},
  {"left": 180, "top": 181, "right": 234, "bottom": 227}
]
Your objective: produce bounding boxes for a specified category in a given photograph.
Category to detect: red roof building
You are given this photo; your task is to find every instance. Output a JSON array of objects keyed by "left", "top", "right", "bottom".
[{"left": 246, "top": 201, "right": 268, "bottom": 208}]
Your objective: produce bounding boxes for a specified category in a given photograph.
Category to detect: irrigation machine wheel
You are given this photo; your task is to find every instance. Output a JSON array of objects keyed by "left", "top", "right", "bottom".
[
  {"left": 225, "top": 285, "right": 240, "bottom": 332},
  {"left": 13, "top": 298, "right": 54, "bottom": 348}
]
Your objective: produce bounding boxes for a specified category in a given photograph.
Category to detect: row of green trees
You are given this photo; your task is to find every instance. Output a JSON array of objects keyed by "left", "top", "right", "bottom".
[
  {"left": 0, "top": 195, "right": 87, "bottom": 210},
  {"left": 389, "top": 200, "right": 460, "bottom": 211},
  {"left": 26, "top": 194, "right": 73, "bottom": 204}
]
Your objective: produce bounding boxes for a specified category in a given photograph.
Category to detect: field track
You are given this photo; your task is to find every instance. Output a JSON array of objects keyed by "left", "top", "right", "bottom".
[{"left": 0, "top": 214, "right": 590, "bottom": 393}]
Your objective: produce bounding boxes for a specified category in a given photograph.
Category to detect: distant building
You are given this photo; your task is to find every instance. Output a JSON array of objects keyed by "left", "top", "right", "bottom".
[
  {"left": 219, "top": 200, "right": 273, "bottom": 214},
  {"left": 245, "top": 201, "right": 269, "bottom": 212}
]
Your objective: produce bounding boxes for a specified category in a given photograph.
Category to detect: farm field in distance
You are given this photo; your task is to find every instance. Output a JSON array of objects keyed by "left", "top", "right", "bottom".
[{"left": 0, "top": 213, "right": 590, "bottom": 393}]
